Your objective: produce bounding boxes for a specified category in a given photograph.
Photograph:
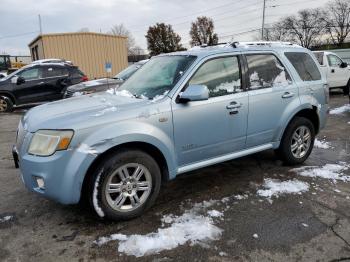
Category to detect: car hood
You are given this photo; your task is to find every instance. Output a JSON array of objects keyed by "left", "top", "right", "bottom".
[
  {"left": 23, "top": 92, "right": 162, "bottom": 132},
  {"left": 67, "top": 78, "right": 122, "bottom": 92}
]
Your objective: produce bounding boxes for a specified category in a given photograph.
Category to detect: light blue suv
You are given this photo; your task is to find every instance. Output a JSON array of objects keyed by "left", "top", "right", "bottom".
[{"left": 13, "top": 42, "right": 328, "bottom": 220}]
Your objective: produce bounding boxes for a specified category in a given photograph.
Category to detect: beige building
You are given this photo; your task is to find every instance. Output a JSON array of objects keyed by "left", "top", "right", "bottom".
[{"left": 28, "top": 32, "right": 128, "bottom": 79}]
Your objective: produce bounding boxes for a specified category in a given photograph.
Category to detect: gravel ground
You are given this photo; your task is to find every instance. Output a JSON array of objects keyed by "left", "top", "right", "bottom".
[{"left": 0, "top": 92, "right": 349, "bottom": 262}]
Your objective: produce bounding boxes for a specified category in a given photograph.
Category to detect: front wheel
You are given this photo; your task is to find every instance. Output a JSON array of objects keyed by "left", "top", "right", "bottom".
[
  {"left": 89, "top": 149, "right": 161, "bottom": 220},
  {"left": 0, "top": 96, "right": 14, "bottom": 112},
  {"left": 276, "top": 117, "right": 315, "bottom": 165}
]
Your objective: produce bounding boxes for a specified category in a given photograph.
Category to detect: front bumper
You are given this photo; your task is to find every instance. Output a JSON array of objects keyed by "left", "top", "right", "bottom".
[{"left": 14, "top": 133, "right": 96, "bottom": 204}]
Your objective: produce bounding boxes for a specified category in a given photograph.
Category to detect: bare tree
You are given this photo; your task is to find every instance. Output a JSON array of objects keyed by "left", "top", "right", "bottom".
[
  {"left": 110, "top": 24, "right": 136, "bottom": 55},
  {"left": 146, "top": 23, "right": 185, "bottom": 56},
  {"left": 190, "top": 16, "right": 218, "bottom": 47},
  {"left": 324, "top": 0, "right": 350, "bottom": 45},
  {"left": 269, "top": 9, "right": 327, "bottom": 48}
]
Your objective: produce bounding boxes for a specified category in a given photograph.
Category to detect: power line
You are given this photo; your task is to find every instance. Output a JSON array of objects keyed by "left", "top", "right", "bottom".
[{"left": 0, "top": 31, "right": 39, "bottom": 40}]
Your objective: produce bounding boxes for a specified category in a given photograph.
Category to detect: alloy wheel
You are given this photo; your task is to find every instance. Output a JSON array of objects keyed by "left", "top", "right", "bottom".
[
  {"left": 0, "top": 98, "right": 7, "bottom": 112},
  {"left": 291, "top": 126, "right": 311, "bottom": 159},
  {"left": 105, "top": 163, "right": 152, "bottom": 212}
]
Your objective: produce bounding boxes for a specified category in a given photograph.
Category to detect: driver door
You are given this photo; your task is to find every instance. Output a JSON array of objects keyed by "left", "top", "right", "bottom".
[
  {"left": 13, "top": 67, "right": 44, "bottom": 104},
  {"left": 172, "top": 55, "right": 248, "bottom": 168},
  {"left": 327, "top": 54, "right": 347, "bottom": 87}
]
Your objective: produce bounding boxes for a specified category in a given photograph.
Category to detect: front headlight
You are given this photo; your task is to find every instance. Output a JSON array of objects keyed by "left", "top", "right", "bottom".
[{"left": 28, "top": 130, "right": 74, "bottom": 156}]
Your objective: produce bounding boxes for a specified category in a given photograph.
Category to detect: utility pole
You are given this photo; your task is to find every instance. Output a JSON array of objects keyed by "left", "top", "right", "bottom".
[
  {"left": 38, "top": 14, "right": 43, "bottom": 35},
  {"left": 261, "top": 0, "right": 266, "bottom": 40}
]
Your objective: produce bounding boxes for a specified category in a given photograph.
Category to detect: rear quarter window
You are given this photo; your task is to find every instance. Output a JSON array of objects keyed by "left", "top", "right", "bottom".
[{"left": 285, "top": 52, "right": 321, "bottom": 81}]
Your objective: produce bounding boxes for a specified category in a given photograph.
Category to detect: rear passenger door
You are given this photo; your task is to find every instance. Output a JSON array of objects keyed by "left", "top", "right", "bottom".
[{"left": 244, "top": 53, "right": 299, "bottom": 148}]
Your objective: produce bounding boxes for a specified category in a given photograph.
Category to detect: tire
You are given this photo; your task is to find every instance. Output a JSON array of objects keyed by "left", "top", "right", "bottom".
[
  {"left": 276, "top": 117, "right": 315, "bottom": 165},
  {"left": 343, "top": 80, "right": 350, "bottom": 96},
  {"left": 89, "top": 149, "right": 161, "bottom": 220},
  {"left": 0, "top": 96, "right": 14, "bottom": 112}
]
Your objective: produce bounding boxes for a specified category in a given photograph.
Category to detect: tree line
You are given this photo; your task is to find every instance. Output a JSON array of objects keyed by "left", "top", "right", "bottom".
[{"left": 262, "top": 0, "right": 350, "bottom": 48}]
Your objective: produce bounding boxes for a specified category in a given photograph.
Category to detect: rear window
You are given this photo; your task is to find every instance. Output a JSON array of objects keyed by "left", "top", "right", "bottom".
[
  {"left": 71, "top": 68, "right": 85, "bottom": 78},
  {"left": 285, "top": 52, "right": 321, "bottom": 81},
  {"left": 313, "top": 52, "right": 324, "bottom": 65},
  {"left": 42, "top": 66, "right": 69, "bottom": 78}
]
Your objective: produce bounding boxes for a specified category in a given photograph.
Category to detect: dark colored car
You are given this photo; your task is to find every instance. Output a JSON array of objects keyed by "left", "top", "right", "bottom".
[
  {"left": 64, "top": 60, "right": 148, "bottom": 98},
  {"left": 0, "top": 62, "right": 87, "bottom": 112}
]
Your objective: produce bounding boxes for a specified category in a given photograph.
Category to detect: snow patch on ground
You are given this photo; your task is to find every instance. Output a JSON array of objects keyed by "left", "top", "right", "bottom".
[
  {"left": 207, "top": 210, "right": 224, "bottom": 218},
  {"left": 76, "top": 143, "right": 98, "bottom": 155},
  {"left": 234, "top": 194, "right": 249, "bottom": 200},
  {"left": 329, "top": 104, "right": 350, "bottom": 115},
  {"left": 314, "top": 138, "right": 331, "bottom": 149},
  {"left": 257, "top": 179, "right": 309, "bottom": 198},
  {"left": 94, "top": 200, "right": 223, "bottom": 257},
  {"left": 291, "top": 162, "right": 350, "bottom": 182},
  {"left": 0, "top": 216, "right": 13, "bottom": 223},
  {"left": 93, "top": 171, "right": 105, "bottom": 218}
]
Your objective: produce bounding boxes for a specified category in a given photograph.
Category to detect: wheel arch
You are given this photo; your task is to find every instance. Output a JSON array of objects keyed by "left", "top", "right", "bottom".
[
  {"left": 278, "top": 106, "right": 320, "bottom": 143},
  {"left": 0, "top": 92, "right": 17, "bottom": 105},
  {"left": 81, "top": 141, "right": 170, "bottom": 202}
]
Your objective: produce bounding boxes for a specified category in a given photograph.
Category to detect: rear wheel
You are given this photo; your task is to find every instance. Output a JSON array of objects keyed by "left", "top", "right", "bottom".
[
  {"left": 89, "top": 149, "right": 161, "bottom": 220},
  {"left": 0, "top": 96, "right": 13, "bottom": 112},
  {"left": 276, "top": 117, "right": 315, "bottom": 165},
  {"left": 343, "top": 80, "right": 350, "bottom": 96}
]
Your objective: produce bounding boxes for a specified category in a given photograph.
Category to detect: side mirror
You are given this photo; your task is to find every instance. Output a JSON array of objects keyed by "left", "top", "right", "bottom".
[
  {"left": 340, "top": 62, "right": 348, "bottom": 68},
  {"left": 16, "top": 76, "right": 25, "bottom": 85},
  {"left": 178, "top": 84, "right": 209, "bottom": 103},
  {"left": 0, "top": 74, "right": 4, "bottom": 79}
]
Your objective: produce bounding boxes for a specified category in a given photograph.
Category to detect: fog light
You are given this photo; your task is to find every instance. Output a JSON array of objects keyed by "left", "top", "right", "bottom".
[{"left": 35, "top": 176, "right": 45, "bottom": 190}]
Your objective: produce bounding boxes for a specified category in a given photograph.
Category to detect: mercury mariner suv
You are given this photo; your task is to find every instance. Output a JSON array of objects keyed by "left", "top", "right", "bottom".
[{"left": 13, "top": 42, "right": 328, "bottom": 220}]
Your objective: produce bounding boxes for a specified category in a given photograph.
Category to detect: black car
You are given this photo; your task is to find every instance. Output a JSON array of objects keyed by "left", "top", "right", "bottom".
[
  {"left": 0, "top": 62, "right": 87, "bottom": 112},
  {"left": 64, "top": 60, "right": 148, "bottom": 98}
]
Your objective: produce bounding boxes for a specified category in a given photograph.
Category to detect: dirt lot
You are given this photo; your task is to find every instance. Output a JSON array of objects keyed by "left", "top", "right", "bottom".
[{"left": 0, "top": 92, "right": 349, "bottom": 262}]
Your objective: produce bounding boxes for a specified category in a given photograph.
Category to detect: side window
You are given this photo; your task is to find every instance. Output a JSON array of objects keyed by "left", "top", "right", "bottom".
[
  {"left": 313, "top": 52, "right": 324, "bottom": 66},
  {"left": 327, "top": 55, "right": 342, "bottom": 67},
  {"left": 42, "top": 67, "right": 69, "bottom": 78},
  {"left": 246, "top": 54, "right": 292, "bottom": 90},
  {"left": 18, "top": 68, "right": 40, "bottom": 80},
  {"left": 285, "top": 52, "right": 321, "bottom": 81},
  {"left": 189, "top": 56, "right": 242, "bottom": 97}
]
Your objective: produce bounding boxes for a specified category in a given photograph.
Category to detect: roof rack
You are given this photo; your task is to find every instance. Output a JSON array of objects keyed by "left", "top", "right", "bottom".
[
  {"left": 30, "top": 59, "right": 73, "bottom": 65},
  {"left": 229, "top": 41, "right": 301, "bottom": 48}
]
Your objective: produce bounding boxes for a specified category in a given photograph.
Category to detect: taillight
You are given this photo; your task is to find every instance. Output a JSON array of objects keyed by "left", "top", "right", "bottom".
[
  {"left": 82, "top": 76, "right": 88, "bottom": 82},
  {"left": 323, "top": 84, "right": 329, "bottom": 104}
]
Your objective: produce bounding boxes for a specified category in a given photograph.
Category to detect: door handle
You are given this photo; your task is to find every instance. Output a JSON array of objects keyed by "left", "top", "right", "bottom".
[
  {"left": 226, "top": 101, "right": 242, "bottom": 110},
  {"left": 281, "top": 92, "right": 294, "bottom": 98},
  {"left": 38, "top": 82, "right": 45, "bottom": 85},
  {"left": 331, "top": 69, "right": 335, "bottom": 73}
]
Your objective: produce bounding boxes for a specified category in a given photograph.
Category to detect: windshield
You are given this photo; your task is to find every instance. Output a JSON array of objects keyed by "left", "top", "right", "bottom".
[
  {"left": 118, "top": 55, "right": 196, "bottom": 99},
  {"left": 0, "top": 68, "right": 22, "bottom": 81},
  {"left": 114, "top": 64, "right": 142, "bottom": 81}
]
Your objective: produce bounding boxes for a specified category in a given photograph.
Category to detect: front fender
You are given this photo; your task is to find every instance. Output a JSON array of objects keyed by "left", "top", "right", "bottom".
[{"left": 75, "top": 119, "right": 177, "bottom": 180}]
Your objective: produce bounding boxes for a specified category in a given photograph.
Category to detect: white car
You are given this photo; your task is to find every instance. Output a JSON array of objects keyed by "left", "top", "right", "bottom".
[{"left": 313, "top": 51, "right": 350, "bottom": 94}]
